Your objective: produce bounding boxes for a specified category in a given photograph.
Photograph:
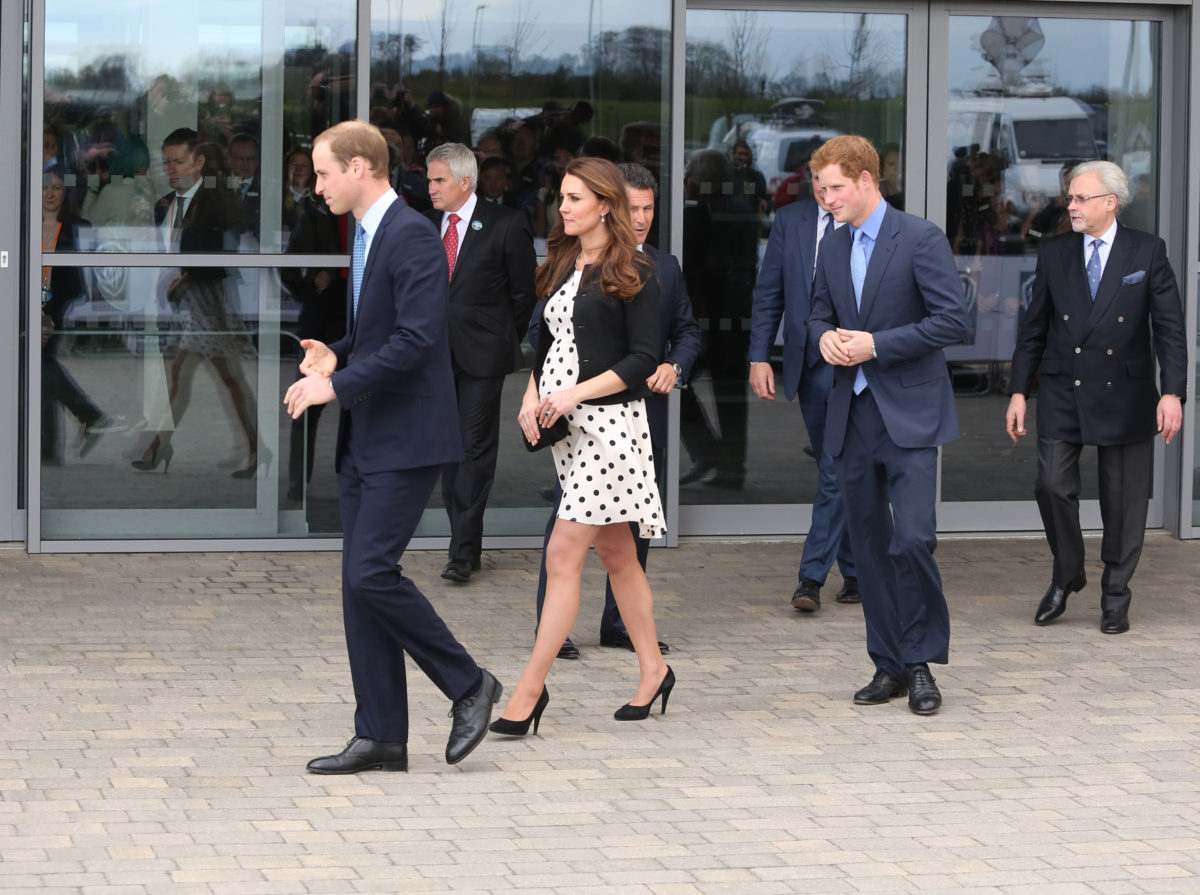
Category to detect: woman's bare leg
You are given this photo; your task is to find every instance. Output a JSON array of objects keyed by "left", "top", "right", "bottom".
[
  {"left": 497, "top": 518, "right": 595, "bottom": 721},
  {"left": 593, "top": 522, "right": 668, "bottom": 706}
]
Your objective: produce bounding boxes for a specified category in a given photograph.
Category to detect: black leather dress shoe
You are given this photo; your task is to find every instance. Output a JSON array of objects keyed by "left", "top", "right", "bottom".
[
  {"left": 1100, "top": 610, "right": 1129, "bottom": 634},
  {"left": 599, "top": 630, "right": 670, "bottom": 653},
  {"left": 446, "top": 668, "right": 502, "bottom": 765},
  {"left": 905, "top": 663, "right": 941, "bottom": 715},
  {"left": 307, "top": 736, "right": 408, "bottom": 774},
  {"left": 441, "top": 560, "right": 472, "bottom": 583},
  {"left": 853, "top": 669, "right": 907, "bottom": 705},
  {"left": 835, "top": 576, "right": 861, "bottom": 604},
  {"left": 791, "top": 577, "right": 821, "bottom": 612},
  {"left": 557, "top": 637, "right": 580, "bottom": 660},
  {"left": 1033, "top": 572, "right": 1087, "bottom": 626}
]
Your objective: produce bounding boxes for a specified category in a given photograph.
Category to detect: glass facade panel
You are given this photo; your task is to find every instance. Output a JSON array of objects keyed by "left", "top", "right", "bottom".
[
  {"left": 367, "top": 0, "right": 673, "bottom": 538},
  {"left": 940, "top": 15, "right": 1161, "bottom": 502},
  {"left": 681, "top": 10, "right": 906, "bottom": 506},
  {"left": 43, "top": 0, "right": 356, "bottom": 254}
]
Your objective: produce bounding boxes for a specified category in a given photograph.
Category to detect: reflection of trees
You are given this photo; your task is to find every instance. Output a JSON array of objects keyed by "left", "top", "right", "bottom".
[
  {"left": 726, "top": 12, "right": 769, "bottom": 99},
  {"left": 502, "top": 0, "right": 547, "bottom": 103},
  {"left": 589, "top": 27, "right": 668, "bottom": 97},
  {"left": 686, "top": 41, "right": 735, "bottom": 98},
  {"left": 811, "top": 14, "right": 903, "bottom": 98}
]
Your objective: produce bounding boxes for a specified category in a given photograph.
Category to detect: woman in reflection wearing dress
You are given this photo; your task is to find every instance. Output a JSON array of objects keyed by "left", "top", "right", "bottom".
[
  {"left": 492, "top": 158, "right": 672, "bottom": 736},
  {"left": 132, "top": 140, "right": 263, "bottom": 477}
]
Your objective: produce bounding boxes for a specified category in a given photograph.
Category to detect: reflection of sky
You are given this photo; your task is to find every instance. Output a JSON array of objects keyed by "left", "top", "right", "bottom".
[
  {"left": 685, "top": 10, "right": 907, "bottom": 88},
  {"left": 45, "top": 0, "right": 357, "bottom": 80},
  {"left": 44, "top": 3, "right": 1157, "bottom": 98}
]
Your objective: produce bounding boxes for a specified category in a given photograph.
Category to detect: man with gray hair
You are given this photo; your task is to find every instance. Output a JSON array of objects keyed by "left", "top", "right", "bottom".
[
  {"left": 425, "top": 142, "right": 537, "bottom": 583},
  {"left": 1007, "top": 159, "right": 1187, "bottom": 634}
]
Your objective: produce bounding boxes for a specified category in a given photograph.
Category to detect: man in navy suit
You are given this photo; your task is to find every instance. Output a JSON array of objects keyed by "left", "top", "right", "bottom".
[
  {"left": 531, "top": 162, "right": 701, "bottom": 658},
  {"left": 424, "top": 142, "right": 536, "bottom": 584},
  {"left": 748, "top": 177, "right": 857, "bottom": 613},
  {"left": 1007, "top": 160, "right": 1186, "bottom": 635},
  {"left": 808, "top": 136, "right": 969, "bottom": 715},
  {"left": 285, "top": 121, "right": 501, "bottom": 773}
]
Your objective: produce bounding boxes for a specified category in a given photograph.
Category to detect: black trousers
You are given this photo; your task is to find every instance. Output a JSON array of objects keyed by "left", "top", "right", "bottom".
[
  {"left": 441, "top": 371, "right": 506, "bottom": 563},
  {"left": 1034, "top": 435, "right": 1152, "bottom": 615}
]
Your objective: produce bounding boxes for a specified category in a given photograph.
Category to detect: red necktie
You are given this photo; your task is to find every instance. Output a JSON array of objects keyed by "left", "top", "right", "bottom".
[{"left": 443, "top": 213, "right": 460, "bottom": 280}]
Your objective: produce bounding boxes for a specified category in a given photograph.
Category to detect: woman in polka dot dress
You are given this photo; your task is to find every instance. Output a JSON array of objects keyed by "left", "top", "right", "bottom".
[{"left": 492, "top": 158, "right": 674, "bottom": 735}]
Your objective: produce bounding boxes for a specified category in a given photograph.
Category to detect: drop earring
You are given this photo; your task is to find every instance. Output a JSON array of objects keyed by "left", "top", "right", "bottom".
[{"left": 600, "top": 213, "right": 606, "bottom": 223}]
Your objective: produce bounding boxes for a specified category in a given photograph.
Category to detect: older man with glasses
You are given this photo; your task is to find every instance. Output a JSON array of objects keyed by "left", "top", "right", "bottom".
[{"left": 1007, "top": 160, "right": 1187, "bottom": 635}]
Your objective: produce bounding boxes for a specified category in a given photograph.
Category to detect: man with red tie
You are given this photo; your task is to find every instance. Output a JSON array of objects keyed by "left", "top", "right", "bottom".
[{"left": 424, "top": 142, "right": 536, "bottom": 584}]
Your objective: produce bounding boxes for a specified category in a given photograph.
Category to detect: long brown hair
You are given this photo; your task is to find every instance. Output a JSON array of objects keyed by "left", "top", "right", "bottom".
[{"left": 535, "top": 157, "right": 650, "bottom": 302}]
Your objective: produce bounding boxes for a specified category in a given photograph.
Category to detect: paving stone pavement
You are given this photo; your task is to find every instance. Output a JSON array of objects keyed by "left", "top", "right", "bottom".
[{"left": 2, "top": 534, "right": 1199, "bottom": 894}]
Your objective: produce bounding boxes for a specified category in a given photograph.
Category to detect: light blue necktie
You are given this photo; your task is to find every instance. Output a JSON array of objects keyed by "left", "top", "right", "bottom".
[
  {"left": 851, "top": 229, "right": 869, "bottom": 395},
  {"left": 351, "top": 222, "right": 366, "bottom": 319},
  {"left": 1086, "top": 238, "right": 1103, "bottom": 301}
]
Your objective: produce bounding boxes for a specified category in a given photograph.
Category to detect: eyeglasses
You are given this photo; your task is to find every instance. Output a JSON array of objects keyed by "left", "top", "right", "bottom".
[{"left": 1065, "top": 192, "right": 1113, "bottom": 206}]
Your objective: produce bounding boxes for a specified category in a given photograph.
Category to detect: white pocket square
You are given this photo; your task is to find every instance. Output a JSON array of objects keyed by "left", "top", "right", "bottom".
[{"left": 1122, "top": 270, "right": 1147, "bottom": 285}]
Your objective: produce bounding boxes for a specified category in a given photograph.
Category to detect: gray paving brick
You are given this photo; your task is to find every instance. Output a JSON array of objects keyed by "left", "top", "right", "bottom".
[{"left": 2, "top": 537, "right": 1200, "bottom": 893}]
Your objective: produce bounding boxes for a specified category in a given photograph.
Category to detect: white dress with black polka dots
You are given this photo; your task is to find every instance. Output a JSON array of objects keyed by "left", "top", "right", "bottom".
[{"left": 540, "top": 270, "right": 664, "bottom": 539}]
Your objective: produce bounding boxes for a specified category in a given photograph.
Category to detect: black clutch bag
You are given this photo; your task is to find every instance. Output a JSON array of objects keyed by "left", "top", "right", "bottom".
[{"left": 523, "top": 416, "right": 570, "bottom": 452}]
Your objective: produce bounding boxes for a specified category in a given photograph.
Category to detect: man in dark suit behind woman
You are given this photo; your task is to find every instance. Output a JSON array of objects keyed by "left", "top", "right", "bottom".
[
  {"left": 808, "top": 135, "right": 969, "bottom": 716},
  {"left": 285, "top": 121, "right": 501, "bottom": 774},
  {"left": 423, "top": 142, "right": 537, "bottom": 584},
  {"left": 1007, "top": 160, "right": 1187, "bottom": 635}
]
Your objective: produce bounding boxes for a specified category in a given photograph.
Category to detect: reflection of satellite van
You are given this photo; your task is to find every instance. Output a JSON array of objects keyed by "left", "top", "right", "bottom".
[{"left": 947, "top": 95, "right": 1100, "bottom": 206}]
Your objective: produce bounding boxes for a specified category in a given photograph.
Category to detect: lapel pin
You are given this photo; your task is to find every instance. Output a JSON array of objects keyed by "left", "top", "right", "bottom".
[{"left": 471, "top": 220, "right": 483, "bottom": 231}]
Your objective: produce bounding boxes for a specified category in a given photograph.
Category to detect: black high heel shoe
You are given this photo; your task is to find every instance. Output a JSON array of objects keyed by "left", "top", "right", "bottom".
[
  {"left": 131, "top": 443, "right": 173, "bottom": 473},
  {"left": 489, "top": 686, "right": 549, "bottom": 737},
  {"left": 614, "top": 666, "right": 675, "bottom": 721}
]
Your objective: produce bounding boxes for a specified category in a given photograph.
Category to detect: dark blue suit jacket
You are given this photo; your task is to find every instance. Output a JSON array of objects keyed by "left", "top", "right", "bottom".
[
  {"left": 328, "top": 198, "right": 463, "bottom": 474},
  {"left": 808, "top": 202, "right": 969, "bottom": 455},
  {"left": 748, "top": 198, "right": 820, "bottom": 401}
]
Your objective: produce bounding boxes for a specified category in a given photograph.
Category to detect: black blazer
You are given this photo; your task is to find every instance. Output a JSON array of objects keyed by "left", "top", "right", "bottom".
[
  {"left": 153, "top": 186, "right": 232, "bottom": 280},
  {"left": 425, "top": 200, "right": 537, "bottom": 377},
  {"left": 1010, "top": 224, "right": 1188, "bottom": 445},
  {"left": 533, "top": 261, "right": 660, "bottom": 405}
]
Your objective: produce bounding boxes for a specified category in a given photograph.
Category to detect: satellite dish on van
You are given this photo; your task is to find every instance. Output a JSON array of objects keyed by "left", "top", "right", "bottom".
[{"left": 978, "top": 17, "right": 1045, "bottom": 93}]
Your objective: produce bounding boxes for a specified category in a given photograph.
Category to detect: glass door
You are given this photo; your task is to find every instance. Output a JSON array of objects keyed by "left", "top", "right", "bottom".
[
  {"left": 678, "top": 3, "right": 913, "bottom": 536},
  {"left": 929, "top": 8, "right": 1169, "bottom": 531}
]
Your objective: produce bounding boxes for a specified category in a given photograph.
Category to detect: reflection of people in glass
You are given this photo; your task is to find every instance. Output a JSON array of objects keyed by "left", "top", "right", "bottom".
[
  {"left": 880, "top": 142, "right": 905, "bottom": 210},
  {"left": 80, "top": 136, "right": 154, "bottom": 231},
  {"left": 40, "top": 169, "right": 112, "bottom": 464},
  {"left": 497, "top": 157, "right": 670, "bottom": 734},
  {"left": 283, "top": 151, "right": 345, "bottom": 501},
  {"left": 133, "top": 128, "right": 261, "bottom": 477},
  {"left": 229, "top": 134, "right": 261, "bottom": 239},
  {"left": 477, "top": 157, "right": 515, "bottom": 208},
  {"left": 1022, "top": 163, "right": 1076, "bottom": 245},
  {"left": 730, "top": 139, "right": 769, "bottom": 216},
  {"left": 679, "top": 149, "right": 757, "bottom": 489}
]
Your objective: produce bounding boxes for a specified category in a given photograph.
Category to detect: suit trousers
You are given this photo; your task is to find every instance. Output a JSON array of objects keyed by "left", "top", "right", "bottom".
[
  {"left": 1034, "top": 435, "right": 1152, "bottom": 615},
  {"left": 441, "top": 371, "right": 506, "bottom": 563},
  {"left": 834, "top": 390, "right": 950, "bottom": 678},
  {"left": 796, "top": 361, "right": 855, "bottom": 584},
  {"left": 339, "top": 450, "right": 481, "bottom": 743}
]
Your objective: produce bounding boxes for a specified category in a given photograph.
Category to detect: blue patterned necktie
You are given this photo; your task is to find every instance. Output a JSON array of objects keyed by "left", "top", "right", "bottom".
[
  {"left": 851, "top": 229, "right": 869, "bottom": 395},
  {"left": 1086, "top": 237, "right": 1103, "bottom": 300},
  {"left": 351, "top": 222, "right": 365, "bottom": 318}
]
